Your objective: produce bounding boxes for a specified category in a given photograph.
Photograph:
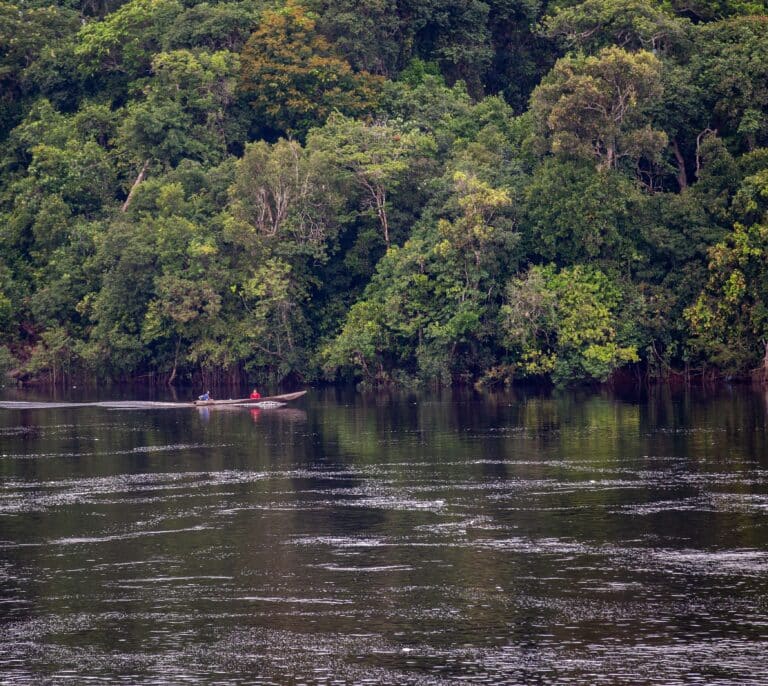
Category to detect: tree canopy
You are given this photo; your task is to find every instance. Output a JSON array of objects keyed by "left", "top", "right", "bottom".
[{"left": 1, "top": 0, "right": 768, "bottom": 387}]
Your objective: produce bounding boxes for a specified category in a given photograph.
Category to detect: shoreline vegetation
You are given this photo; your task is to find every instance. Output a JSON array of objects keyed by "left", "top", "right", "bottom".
[
  {"left": 5, "top": 364, "right": 767, "bottom": 392},
  {"left": 2, "top": 1, "right": 768, "bottom": 390}
]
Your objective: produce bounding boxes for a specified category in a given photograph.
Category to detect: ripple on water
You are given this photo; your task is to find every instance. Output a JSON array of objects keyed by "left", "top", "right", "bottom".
[{"left": 2, "top": 392, "right": 768, "bottom": 684}]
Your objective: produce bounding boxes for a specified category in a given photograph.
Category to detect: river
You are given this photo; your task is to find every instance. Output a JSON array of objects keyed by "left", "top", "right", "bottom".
[{"left": 1, "top": 387, "right": 767, "bottom": 684}]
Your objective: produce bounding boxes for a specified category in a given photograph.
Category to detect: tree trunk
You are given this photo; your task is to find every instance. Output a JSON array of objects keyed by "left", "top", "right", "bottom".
[
  {"left": 763, "top": 339, "right": 768, "bottom": 383},
  {"left": 168, "top": 338, "right": 181, "bottom": 386},
  {"left": 671, "top": 139, "right": 687, "bottom": 190},
  {"left": 376, "top": 188, "right": 390, "bottom": 248},
  {"left": 360, "top": 177, "right": 390, "bottom": 247},
  {"left": 121, "top": 159, "right": 150, "bottom": 212},
  {"left": 695, "top": 128, "right": 716, "bottom": 179}
]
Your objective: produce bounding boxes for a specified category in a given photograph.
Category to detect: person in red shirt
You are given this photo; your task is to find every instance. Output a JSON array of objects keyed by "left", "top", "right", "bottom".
[{"left": 249, "top": 388, "right": 261, "bottom": 399}]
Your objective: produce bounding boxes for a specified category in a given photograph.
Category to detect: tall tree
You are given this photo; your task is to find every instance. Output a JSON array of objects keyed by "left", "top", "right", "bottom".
[
  {"left": 228, "top": 138, "right": 341, "bottom": 257},
  {"left": 543, "top": 0, "right": 691, "bottom": 55},
  {"left": 686, "top": 220, "right": 768, "bottom": 376},
  {"left": 306, "top": 113, "right": 435, "bottom": 248},
  {"left": 691, "top": 17, "right": 768, "bottom": 152},
  {"left": 238, "top": 1, "right": 381, "bottom": 138},
  {"left": 522, "top": 158, "right": 644, "bottom": 265},
  {"left": 118, "top": 48, "right": 241, "bottom": 171},
  {"left": 75, "top": 0, "right": 182, "bottom": 80},
  {"left": 500, "top": 265, "right": 640, "bottom": 383},
  {"left": 311, "top": 0, "right": 402, "bottom": 76},
  {"left": 0, "top": 3, "right": 80, "bottom": 137},
  {"left": 529, "top": 46, "right": 666, "bottom": 172}
]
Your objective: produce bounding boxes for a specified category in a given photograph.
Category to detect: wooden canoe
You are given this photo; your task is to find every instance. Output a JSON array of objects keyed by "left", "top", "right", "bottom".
[{"left": 194, "top": 390, "right": 307, "bottom": 406}]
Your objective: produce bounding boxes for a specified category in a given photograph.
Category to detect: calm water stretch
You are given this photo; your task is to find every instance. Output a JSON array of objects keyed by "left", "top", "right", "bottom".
[{"left": 2, "top": 387, "right": 768, "bottom": 684}]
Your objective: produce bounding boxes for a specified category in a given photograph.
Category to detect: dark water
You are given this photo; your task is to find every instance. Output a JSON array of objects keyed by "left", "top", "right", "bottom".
[{"left": 2, "top": 387, "right": 768, "bottom": 684}]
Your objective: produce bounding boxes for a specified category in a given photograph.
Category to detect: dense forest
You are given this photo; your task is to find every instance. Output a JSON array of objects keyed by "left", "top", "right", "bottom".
[{"left": 1, "top": 0, "right": 767, "bottom": 387}]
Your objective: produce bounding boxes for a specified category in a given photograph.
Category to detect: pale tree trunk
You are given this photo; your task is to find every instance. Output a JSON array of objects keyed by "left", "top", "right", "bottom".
[
  {"left": 372, "top": 186, "right": 390, "bottom": 248},
  {"left": 695, "top": 128, "right": 716, "bottom": 179},
  {"left": 671, "top": 139, "right": 687, "bottom": 190},
  {"left": 121, "top": 159, "right": 151, "bottom": 212},
  {"left": 360, "top": 177, "right": 390, "bottom": 247},
  {"left": 168, "top": 337, "right": 181, "bottom": 387}
]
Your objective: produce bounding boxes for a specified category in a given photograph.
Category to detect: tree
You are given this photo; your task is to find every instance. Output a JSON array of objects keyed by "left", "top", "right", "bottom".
[
  {"left": 529, "top": 46, "right": 666, "bottom": 172},
  {"left": 404, "top": 0, "right": 494, "bottom": 97},
  {"left": 320, "top": 298, "right": 390, "bottom": 383},
  {"left": 522, "top": 158, "right": 643, "bottom": 265},
  {"left": 691, "top": 17, "right": 768, "bottom": 151},
  {"left": 691, "top": 134, "right": 741, "bottom": 224},
  {"left": 543, "top": 0, "right": 691, "bottom": 55},
  {"left": 0, "top": 3, "right": 80, "bottom": 137},
  {"left": 0, "top": 100, "right": 117, "bottom": 285},
  {"left": 311, "top": 0, "right": 402, "bottom": 76},
  {"left": 381, "top": 71, "right": 474, "bottom": 156},
  {"left": 227, "top": 138, "right": 342, "bottom": 259},
  {"left": 118, "top": 49, "right": 241, "bottom": 170},
  {"left": 650, "top": 62, "right": 706, "bottom": 191},
  {"left": 165, "top": 1, "right": 259, "bottom": 52},
  {"left": 666, "top": 0, "right": 765, "bottom": 22},
  {"left": 321, "top": 167, "right": 514, "bottom": 385},
  {"left": 500, "top": 265, "right": 640, "bottom": 383},
  {"left": 238, "top": 1, "right": 381, "bottom": 138},
  {"left": 199, "top": 249, "right": 309, "bottom": 380},
  {"left": 685, "top": 221, "right": 768, "bottom": 376},
  {"left": 77, "top": 217, "right": 157, "bottom": 375},
  {"left": 306, "top": 113, "right": 435, "bottom": 247},
  {"left": 75, "top": 0, "right": 182, "bottom": 79},
  {"left": 436, "top": 171, "right": 513, "bottom": 295},
  {"left": 732, "top": 151, "right": 768, "bottom": 225},
  {"left": 142, "top": 273, "right": 221, "bottom": 384}
]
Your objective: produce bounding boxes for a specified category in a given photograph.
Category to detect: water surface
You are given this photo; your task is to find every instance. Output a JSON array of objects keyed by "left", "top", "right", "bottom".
[{"left": 2, "top": 387, "right": 768, "bottom": 684}]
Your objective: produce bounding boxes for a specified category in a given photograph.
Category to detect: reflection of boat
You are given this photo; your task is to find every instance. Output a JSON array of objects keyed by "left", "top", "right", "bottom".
[
  {"left": 199, "top": 405, "right": 308, "bottom": 422},
  {"left": 193, "top": 391, "right": 306, "bottom": 407}
]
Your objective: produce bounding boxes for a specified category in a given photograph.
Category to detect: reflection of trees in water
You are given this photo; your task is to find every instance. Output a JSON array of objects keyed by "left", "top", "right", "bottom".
[
  {"left": 310, "top": 386, "right": 768, "bottom": 544},
  {"left": 4, "top": 387, "right": 768, "bottom": 677}
]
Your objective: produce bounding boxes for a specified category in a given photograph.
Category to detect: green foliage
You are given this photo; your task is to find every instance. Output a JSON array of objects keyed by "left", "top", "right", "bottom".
[
  {"left": 529, "top": 46, "right": 666, "bottom": 172},
  {"left": 311, "top": 0, "right": 402, "bottom": 76},
  {"left": 24, "top": 326, "right": 78, "bottom": 381},
  {"left": 0, "top": 287, "right": 12, "bottom": 335},
  {"left": 228, "top": 138, "right": 342, "bottom": 259},
  {"left": 691, "top": 17, "right": 768, "bottom": 151},
  {"left": 544, "top": 0, "right": 691, "bottom": 55},
  {"left": 322, "top": 163, "right": 515, "bottom": 385},
  {"left": 165, "top": 2, "right": 259, "bottom": 52},
  {"left": 320, "top": 298, "right": 389, "bottom": 382},
  {"left": 0, "top": 345, "right": 15, "bottom": 379},
  {"left": 732, "top": 150, "right": 768, "bottom": 224},
  {"left": 75, "top": 0, "right": 183, "bottom": 79},
  {"left": 238, "top": 1, "right": 382, "bottom": 138},
  {"left": 523, "top": 159, "right": 643, "bottom": 264},
  {"left": 306, "top": 113, "right": 436, "bottom": 247},
  {"left": 119, "top": 49, "right": 241, "bottom": 166},
  {"left": 686, "top": 221, "right": 768, "bottom": 373},
  {"left": 0, "top": 2, "right": 81, "bottom": 135},
  {"left": 666, "top": 0, "right": 765, "bottom": 21},
  {"left": 500, "top": 265, "right": 640, "bottom": 383},
  {"left": 1, "top": 0, "right": 768, "bottom": 387}
]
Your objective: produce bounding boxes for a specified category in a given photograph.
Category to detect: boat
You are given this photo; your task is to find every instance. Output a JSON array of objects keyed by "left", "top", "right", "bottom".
[{"left": 193, "top": 391, "right": 307, "bottom": 407}]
